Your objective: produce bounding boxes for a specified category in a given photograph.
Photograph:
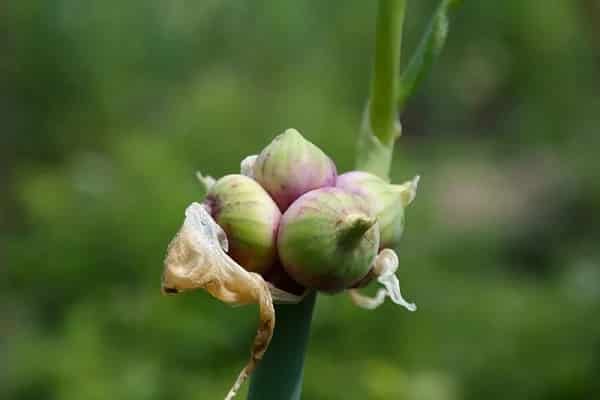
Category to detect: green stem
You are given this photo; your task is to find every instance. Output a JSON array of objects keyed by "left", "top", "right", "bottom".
[
  {"left": 247, "top": 291, "right": 317, "bottom": 400},
  {"left": 370, "top": 0, "right": 406, "bottom": 145},
  {"left": 357, "top": 0, "right": 406, "bottom": 179}
]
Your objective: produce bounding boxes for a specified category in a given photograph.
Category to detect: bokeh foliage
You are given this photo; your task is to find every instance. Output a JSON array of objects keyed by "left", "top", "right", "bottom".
[{"left": 2, "top": 1, "right": 600, "bottom": 399}]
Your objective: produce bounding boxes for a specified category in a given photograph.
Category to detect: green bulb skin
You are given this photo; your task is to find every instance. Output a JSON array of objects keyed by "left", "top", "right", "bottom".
[
  {"left": 336, "top": 171, "right": 406, "bottom": 249},
  {"left": 277, "top": 187, "right": 379, "bottom": 293},
  {"left": 206, "top": 174, "right": 281, "bottom": 274}
]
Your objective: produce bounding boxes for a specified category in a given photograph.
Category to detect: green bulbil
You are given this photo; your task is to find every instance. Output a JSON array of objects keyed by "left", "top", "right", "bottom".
[
  {"left": 277, "top": 187, "right": 380, "bottom": 293},
  {"left": 205, "top": 174, "right": 281, "bottom": 274},
  {"left": 336, "top": 171, "right": 418, "bottom": 249},
  {"left": 253, "top": 129, "right": 337, "bottom": 211}
]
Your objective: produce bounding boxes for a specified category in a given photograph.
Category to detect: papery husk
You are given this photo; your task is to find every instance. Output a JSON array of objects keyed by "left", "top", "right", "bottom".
[
  {"left": 240, "top": 155, "right": 258, "bottom": 178},
  {"left": 161, "top": 203, "right": 305, "bottom": 400},
  {"left": 348, "top": 248, "right": 416, "bottom": 311}
]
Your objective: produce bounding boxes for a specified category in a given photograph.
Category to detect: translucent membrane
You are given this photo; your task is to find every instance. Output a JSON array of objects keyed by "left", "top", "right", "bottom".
[
  {"left": 349, "top": 248, "right": 417, "bottom": 311},
  {"left": 240, "top": 154, "right": 258, "bottom": 178}
]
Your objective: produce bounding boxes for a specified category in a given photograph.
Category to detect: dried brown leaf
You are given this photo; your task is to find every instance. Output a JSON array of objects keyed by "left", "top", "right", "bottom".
[{"left": 161, "top": 203, "right": 303, "bottom": 399}]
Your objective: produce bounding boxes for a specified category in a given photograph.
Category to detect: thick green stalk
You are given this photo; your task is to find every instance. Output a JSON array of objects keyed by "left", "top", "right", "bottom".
[
  {"left": 370, "top": 0, "right": 406, "bottom": 145},
  {"left": 357, "top": 0, "right": 406, "bottom": 180},
  {"left": 247, "top": 291, "right": 316, "bottom": 400}
]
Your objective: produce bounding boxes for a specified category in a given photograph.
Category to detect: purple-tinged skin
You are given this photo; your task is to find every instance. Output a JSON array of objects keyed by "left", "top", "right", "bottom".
[
  {"left": 253, "top": 129, "right": 337, "bottom": 211},
  {"left": 336, "top": 171, "right": 372, "bottom": 197},
  {"left": 337, "top": 170, "right": 414, "bottom": 249},
  {"left": 262, "top": 262, "right": 306, "bottom": 295}
]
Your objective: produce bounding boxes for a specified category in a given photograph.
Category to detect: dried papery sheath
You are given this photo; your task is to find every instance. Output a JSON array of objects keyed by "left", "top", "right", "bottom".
[
  {"left": 396, "top": 175, "right": 419, "bottom": 207},
  {"left": 196, "top": 171, "right": 216, "bottom": 192},
  {"left": 161, "top": 203, "right": 303, "bottom": 400},
  {"left": 348, "top": 248, "right": 416, "bottom": 311},
  {"left": 240, "top": 154, "right": 258, "bottom": 178}
]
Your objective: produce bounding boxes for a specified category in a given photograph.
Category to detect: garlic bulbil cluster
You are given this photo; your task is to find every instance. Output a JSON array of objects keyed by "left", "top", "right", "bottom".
[{"left": 161, "top": 128, "right": 418, "bottom": 400}]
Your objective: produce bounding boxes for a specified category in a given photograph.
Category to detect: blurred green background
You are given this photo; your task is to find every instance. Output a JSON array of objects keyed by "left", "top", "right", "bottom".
[{"left": 2, "top": 1, "right": 600, "bottom": 399}]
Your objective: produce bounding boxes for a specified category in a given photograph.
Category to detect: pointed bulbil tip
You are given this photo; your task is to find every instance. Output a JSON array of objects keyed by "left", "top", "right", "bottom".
[
  {"left": 196, "top": 171, "right": 216, "bottom": 192},
  {"left": 394, "top": 174, "right": 420, "bottom": 207},
  {"left": 240, "top": 155, "right": 258, "bottom": 178},
  {"left": 338, "top": 213, "right": 377, "bottom": 244},
  {"left": 283, "top": 128, "right": 303, "bottom": 138}
]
